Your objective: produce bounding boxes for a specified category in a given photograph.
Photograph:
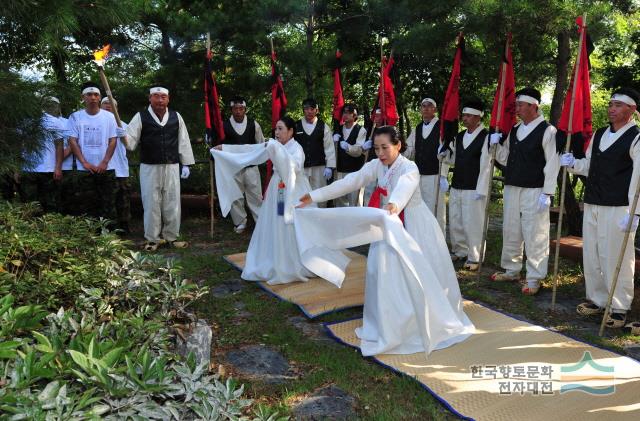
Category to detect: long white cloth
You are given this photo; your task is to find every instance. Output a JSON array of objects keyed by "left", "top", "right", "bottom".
[
  {"left": 295, "top": 207, "right": 474, "bottom": 356},
  {"left": 303, "top": 155, "right": 474, "bottom": 355},
  {"left": 211, "top": 140, "right": 317, "bottom": 284}
]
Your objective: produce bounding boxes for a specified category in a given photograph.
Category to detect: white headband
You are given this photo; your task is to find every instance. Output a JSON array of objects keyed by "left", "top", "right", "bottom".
[
  {"left": 374, "top": 109, "right": 382, "bottom": 114},
  {"left": 611, "top": 94, "right": 636, "bottom": 106},
  {"left": 516, "top": 95, "right": 539, "bottom": 105},
  {"left": 46, "top": 96, "right": 60, "bottom": 104},
  {"left": 100, "top": 97, "right": 112, "bottom": 104},
  {"left": 230, "top": 101, "right": 246, "bottom": 107},
  {"left": 150, "top": 87, "right": 169, "bottom": 95},
  {"left": 421, "top": 98, "right": 437, "bottom": 107},
  {"left": 462, "top": 107, "right": 483, "bottom": 117},
  {"left": 82, "top": 87, "right": 101, "bottom": 95}
]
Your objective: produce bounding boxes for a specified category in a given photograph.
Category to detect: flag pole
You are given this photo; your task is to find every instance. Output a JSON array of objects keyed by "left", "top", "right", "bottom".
[
  {"left": 207, "top": 32, "right": 215, "bottom": 238},
  {"left": 551, "top": 14, "right": 586, "bottom": 310},
  {"left": 435, "top": 32, "right": 461, "bottom": 219},
  {"left": 477, "top": 35, "right": 510, "bottom": 281},
  {"left": 364, "top": 42, "right": 392, "bottom": 162},
  {"left": 599, "top": 172, "right": 640, "bottom": 335}
]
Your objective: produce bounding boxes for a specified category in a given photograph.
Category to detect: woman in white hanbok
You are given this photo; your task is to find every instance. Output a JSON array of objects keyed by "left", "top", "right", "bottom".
[
  {"left": 212, "top": 116, "right": 316, "bottom": 285},
  {"left": 298, "top": 126, "right": 473, "bottom": 356}
]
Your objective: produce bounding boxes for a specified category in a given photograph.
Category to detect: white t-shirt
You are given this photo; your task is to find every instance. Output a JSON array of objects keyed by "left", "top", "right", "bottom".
[
  {"left": 110, "top": 121, "right": 129, "bottom": 177},
  {"left": 24, "top": 113, "right": 66, "bottom": 173},
  {"left": 58, "top": 116, "right": 74, "bottom": 170},
  {"left": 67, "top": 109, "right": 117, "bottom": 171}
]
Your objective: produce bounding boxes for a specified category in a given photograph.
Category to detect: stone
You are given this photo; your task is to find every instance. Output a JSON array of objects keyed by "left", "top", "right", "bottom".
[
  {"left": 175, "top": 319, "right": 212, "bottom": 367},
  {"left": 292, "top": 385, "right": 357, "bottom": 420},
  {"left": 224, "top": 345, "right": 293, "bottom": 384},
  {"left": 624, "top": 344, "right": 640, "bottom": 361},
  {"left": 211, "top": 280, "right": 245, "bottom": 298},
  {"left": 288, "top": 316, "right": 333, "bottom": 344}
]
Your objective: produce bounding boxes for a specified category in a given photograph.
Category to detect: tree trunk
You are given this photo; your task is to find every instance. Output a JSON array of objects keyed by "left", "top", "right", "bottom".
[
  {"left": 552, "top": 30, "right": 582, "bottom": 236},
  {"left": 50, "top": 47, "right": 67, "bottom": 85},
  {"left": 305, "top": 0, "right": 315, "bottom": 98}
]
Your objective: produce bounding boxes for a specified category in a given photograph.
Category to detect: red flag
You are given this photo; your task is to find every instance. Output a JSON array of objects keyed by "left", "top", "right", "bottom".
[
  {"left": 332, "top": 50, "right": 345, "bottom": 124},
  {"left": 270, "top": 50, "right": 288, "bottom": 129},
  {"left": 558, "top": 17, "right": 593, "bottom": 153},
  {"left": 490, "top": 34, "right": 517, "bottom": 136},
  {"left": 440, "top": 33, "right": 464, "bottom": 144},
  {"left": 204, "top": 51, "right": 225, "bottom": 145},
  {"left": 371, "top": 56, "right": 399, "bottom": 125}
]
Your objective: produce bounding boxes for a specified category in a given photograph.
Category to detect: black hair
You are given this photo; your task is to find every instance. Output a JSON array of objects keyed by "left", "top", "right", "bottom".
[
  {"left": 278, "top": 115, "right": 296, "bottom": 131},
  {"left": 80, "top": 81, "right": 100, "bottom": 94},
  {"left": 302, "top": 97, "right": 318, "bottom": 108},
  {"left": 462, "top": 98, "right": 485, "bottom": 113},
  {"left": 372, "top": 125, "right": 406, "bottom": 153},
  {"left": 612, "top": 87, "right": 640, "bottom": 104},
  {"left": 515, "top": 87, "right": 542, "bottom": 103}
]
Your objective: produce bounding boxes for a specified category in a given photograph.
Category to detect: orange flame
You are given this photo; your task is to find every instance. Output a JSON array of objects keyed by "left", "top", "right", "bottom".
[{"left": 93, "top": 44, "right": 111, "bottom": 62}]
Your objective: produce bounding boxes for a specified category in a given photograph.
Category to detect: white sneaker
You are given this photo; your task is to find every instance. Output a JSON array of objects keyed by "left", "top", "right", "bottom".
[{"left": 234, "top": 223, "right": 246, "bottom": 234}]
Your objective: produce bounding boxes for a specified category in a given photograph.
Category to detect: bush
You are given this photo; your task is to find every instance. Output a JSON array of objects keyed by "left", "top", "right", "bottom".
[{"left": 0, "top": 203, "right": 283, "bottom": 420}]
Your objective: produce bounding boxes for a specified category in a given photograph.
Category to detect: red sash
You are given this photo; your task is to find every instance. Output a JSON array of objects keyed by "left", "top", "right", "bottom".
[{"left": 367, "top": 186, "right": 405, "bottom": 225}]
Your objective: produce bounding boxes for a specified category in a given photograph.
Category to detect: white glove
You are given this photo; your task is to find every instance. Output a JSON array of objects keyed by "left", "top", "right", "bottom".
[
  {"left": 474, "top": 193, "right": 485, "bottom": 201},
  {"left": 180, "top": 166, "right": 190, "bottom": 179},
  {"left": 340, "top": 140, "right": 350, "bottom": 151},
  {"left": 116, "top": 127, "right": 127, "bottom": 138},
  {"left": 560, "top": 153, "right": 575, "bottom": 167},
  {"left": 362, "top": 140, "right": 373, "bottom": 151},
  {"left": 332, "top": 134, "right": 341, "bottom": 143},
  {"left": 437, "top": 144, "right": 449, "bottom": 158},
  {"left": 536, "top": 193, "right": 551, "bottom": 213},
  {"left": 439, "top": 176, "right": 449, "bottom": 193},
  {"left": 618, "top": 214, "right": 640, "bottom": 232},
  {"left": 489, "top": 133, "right": 502, "bottom": 145},
  {"left": 323, "top": 167, "right": 333, "bottom": 180}
]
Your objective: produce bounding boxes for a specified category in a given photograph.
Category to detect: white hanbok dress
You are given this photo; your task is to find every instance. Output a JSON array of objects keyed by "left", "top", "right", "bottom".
[
  {"left": 211, "top": 139, "right": 317, "bottom": 285},
  {"left": 300, "top": 155, "right": 474, "bottom": 356}
]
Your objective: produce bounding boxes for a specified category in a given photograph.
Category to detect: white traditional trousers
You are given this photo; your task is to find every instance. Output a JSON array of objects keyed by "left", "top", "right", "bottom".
[
  {"left": 229, "top": 166, "right": 262, "bottom": 226},
  {"left": 449, "top": 188, "right": 486, "bottom": 262},
  {"left": 419, "top": 174, "right": 446, "bottom": 234},
  {"left": 304, "top": 166, "right": 327, "bottom": 208},
  {"left": 140, "top": 163, "right": 181, "bottom": 243},
  {"left": 582, "top": 204, "right": 635, "bottom": 312},
  {"left": 501, "top": 185, "right": 549, "bottom": 280},
  {"left": 334, "top": 171, "right": 364, "bottom": 207}
]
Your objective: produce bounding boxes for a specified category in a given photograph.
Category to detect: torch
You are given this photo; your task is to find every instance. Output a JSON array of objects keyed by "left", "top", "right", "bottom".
[{"left": 93, "top": 45, "right": 127, "bottom": 147}]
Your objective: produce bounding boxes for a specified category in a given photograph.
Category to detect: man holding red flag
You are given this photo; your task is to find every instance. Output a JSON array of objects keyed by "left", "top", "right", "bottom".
[
  {"left": 404, "top": 97, "right": 449, "bottom": 233},
  {"left": 489, "top": 87, "right": 559, "bottom": 295},
  {"left": 294, "top": 98, "right": 335, "bottom": 207},
  {"left": 333, "top": 103, "right": 367, "bottom": 207},
  {"left": 561, "top": 87, "right": 640, "bottom": 328},
  {"left": 222, "top": 96, "right": 266, "bottom": 234}
]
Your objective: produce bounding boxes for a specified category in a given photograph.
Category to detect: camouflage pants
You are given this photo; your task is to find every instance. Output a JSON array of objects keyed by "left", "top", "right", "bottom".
[
  {"left": 115, "top": 177, "right": 131, "bottom": 229},
  {"left": 19, "top": 172, "right": 62, "bottom": 213},
  {"left": 74, "top": 170, "right": 117, "bottom": 224}
]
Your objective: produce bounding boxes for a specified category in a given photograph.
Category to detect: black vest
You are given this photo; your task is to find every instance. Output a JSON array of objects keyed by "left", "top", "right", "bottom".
[
  {"left": 366, "top": 126, "right": 382, "bottom": 162},
  {"left": 584, "top": 125, "right": 639, "bottom": 206},
  {"left": 336, "top": 124, "right": 365, "bottom": 173},
  {"left": 139, "top": 109, "right": 180, "bottom": 165},
  {"left": 451, "top": 128, "right": 487, "bottom": 190},
  {"left": 223, "top": 117, "right": 257, "bottom": 145},
  {"left": 414, "top": 120, "right": 441, "bottom": 175},
  {"left": 295, "top": 120, "right": 326, "bottom": 168},
  {"left": 504, "top": 121, "right": 550, "bottom": 188}
]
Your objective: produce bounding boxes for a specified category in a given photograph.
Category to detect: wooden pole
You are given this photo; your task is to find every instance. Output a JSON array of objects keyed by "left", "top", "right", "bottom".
[
  {"left": 599, "top": 177, "right": 640, "bottom": 336},
  {"left": 207, "top": 32, "right": 215, "bottom": 238},
  {"left": 551, "top": 14, "right": 586, "bottom": 310},
  {"left": 477, "top": 35, "right": 510, "bottom": 281},
  {"left": 96, "top": 66, "right": 127, "bottom": 148},
  {"left": 364, "top": 45, "right": 392, "bottom": 162}
]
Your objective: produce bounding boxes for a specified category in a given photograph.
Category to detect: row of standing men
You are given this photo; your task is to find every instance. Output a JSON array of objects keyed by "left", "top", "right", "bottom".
[{"left": 228, "top": 86, "right": 640, "bottom": 331}]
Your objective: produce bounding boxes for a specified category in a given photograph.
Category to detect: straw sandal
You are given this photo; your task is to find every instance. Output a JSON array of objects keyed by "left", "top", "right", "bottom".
[
  {"left": 604, "top": 312, "right": 627, "bottom": 329},
  {"left": 490, "top": 271, "right": 519, "bottom": 282},
  {"left": 170, "top": 240, "right": 189, "bottom": 249},
  {"left": 464, "top": 261, "right": 480, "bottom": 271},
  {"left": 576, "top": 302, "right": 603, "bottom": 316},
  {"left": 624, "top": 321, "right": 640, "bottom": 335},
  {"left": 521, "top": 284, "right": 541, "bottom": 296},
  {"left": 144, "top": 242, "right": 159, "bottom": 252}
]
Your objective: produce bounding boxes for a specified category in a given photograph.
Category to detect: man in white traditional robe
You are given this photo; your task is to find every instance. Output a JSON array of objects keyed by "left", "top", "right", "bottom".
[
  {"left": 561, "top": 88, "right": 640, "bottom": 328},
  {"left": 222, "top": 96, "right": 265, "bottom": 233},
  {"left": 445, "top": 99, "right": 490, "bottom": 270},
  {"left": 126, "top": 86, "right": 194, "bottom": 251},
  {"left": 294, "top": 98, "right": 336, "bottom": 207},
  {"left": 404, "top": 97, "right": 449, "bottom": 234},
  {"left": 485, "top": 87, "right": 560, "bottom": 295},
  {"left": 332, "top": 103, "right": 366, "bottom": 207}
]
